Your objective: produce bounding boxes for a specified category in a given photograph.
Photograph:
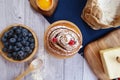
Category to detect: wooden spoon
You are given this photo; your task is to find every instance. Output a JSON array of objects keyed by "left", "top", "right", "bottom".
[{"left": 15, "top": 58, "right": 43, "bottom": 80}]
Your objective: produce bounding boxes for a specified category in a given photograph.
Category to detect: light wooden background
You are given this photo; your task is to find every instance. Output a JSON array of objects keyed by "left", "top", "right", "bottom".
[{"left": 0, "top": 0, "right": 97, "bottom": 80}]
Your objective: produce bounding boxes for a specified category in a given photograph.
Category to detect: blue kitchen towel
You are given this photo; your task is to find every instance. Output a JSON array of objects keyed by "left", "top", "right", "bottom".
[{"left": 44, "top": 0, "right": 119, "bottom": 54}]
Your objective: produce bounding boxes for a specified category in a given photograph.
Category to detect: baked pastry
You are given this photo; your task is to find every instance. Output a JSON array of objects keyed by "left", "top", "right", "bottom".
[
  {"left": 81, "top": 0, "right": 120, "bottom": 30},
  {"left": 44, "top": 20, "right": 82, "bottom": 59}
]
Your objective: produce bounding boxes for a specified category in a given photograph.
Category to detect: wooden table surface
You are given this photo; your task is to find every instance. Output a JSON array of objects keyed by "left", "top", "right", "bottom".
[{"left": 0, "top": 0, "right": 97, "bottom": 80}]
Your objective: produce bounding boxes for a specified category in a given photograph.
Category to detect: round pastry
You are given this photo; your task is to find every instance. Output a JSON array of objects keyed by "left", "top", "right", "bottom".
[{"left": 44, "top": 20, "right": 82, "bottom": 59}]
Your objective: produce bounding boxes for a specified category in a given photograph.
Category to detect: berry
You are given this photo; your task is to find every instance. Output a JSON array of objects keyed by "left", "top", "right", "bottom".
[
  {"left": 30, "top": 43, "right": 35, "bottom": 49},
  {"left": 4, "top": 32, "right": 8, "bottom": 37},
  {"left": 8, "top": 30, "right": 13, "bottom": 36},
  {"left": 8, "top": 45, "right": 13, "bottom": 51},
  {"left": 28, "top": 50, "right": 32, "bottom": 54},
  {"left": 12, "top": 26, "right": 17, "bottom": 30},
  {"left": 13, "top": 35, "right": 17, "bottom": 39},
  {"left": 17, "top": 37, "right": 22, "bottom": 42},
  {"left": 21, "top": 40, "right": 26, "bottom": 45},
  {"left": 68, "top": 40, "right": 75, "bottom": 45},
  {"left": 15, "top": 28, "right": 21, "bottom": 34},
  {"left": 7, "top": 53, "right": 12, "bottom": 58},
  {"left": 22, "top": 29, "right": 28, "bottom": 33},
  {"left": 22, "top": 37, "right": 28, "bottom": 41},
  {"left": 21, "top": 47, "right": 25, "bottom": 52},
  {"left": 52, "top": 37, "right": 57, "bottom": 43},
  {"left": 4, "top": 42, "right": 9, "bottom": 47},
  {"left": 24, "top": 42, "right": 29, "bottom": 46},
  {"left": 22, "top": 32, "right": 28, "bottom": 37},
  {"left": 18, "top": 51, "right": 24, "bottom": 57},
  {"left": 24, "top": 47, "right": 30, "bottom": 52},
  {"left": 14, "top": 46, "right": 20, "bottom": 51},
  {"left": 28, "top": 38, "right": 34, "bottom": 43},
  {"left": 9, "top": 38, "right": 16, "bottom": 43},
  {"left": 1, "top": 36, "right": 7, "bottom": 42},
  {"left": 12, "top": 52, "right": 17, "bottom": 57},
  {"left": 16, "top": 42, "right": 22, "bottom": 48},
  {"left": 2, "top": 48, "right": 7, "bottom": 52},
  {"left": 28, "top": 33, "right": 32, "bottom": 37}
]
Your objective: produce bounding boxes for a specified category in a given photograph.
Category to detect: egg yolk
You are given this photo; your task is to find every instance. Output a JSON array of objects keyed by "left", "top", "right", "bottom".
[{"left": 37, "top": 0, "right": 52, "bottom": 10}]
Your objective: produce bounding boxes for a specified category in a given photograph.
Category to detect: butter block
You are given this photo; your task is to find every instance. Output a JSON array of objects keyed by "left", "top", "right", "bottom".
[{"left": 100, "top": 47, "right": 120, "bottom": 79}]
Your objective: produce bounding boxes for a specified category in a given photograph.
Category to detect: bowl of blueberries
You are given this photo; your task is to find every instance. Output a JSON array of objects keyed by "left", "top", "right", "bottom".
[{"left": 0, "top": 24, "right": 38, "bottom": 62}]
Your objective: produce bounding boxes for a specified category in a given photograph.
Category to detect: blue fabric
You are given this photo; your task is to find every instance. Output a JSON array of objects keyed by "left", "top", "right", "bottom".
[{"left": 45, "top": 0, "right": 119, "bottom": 53}]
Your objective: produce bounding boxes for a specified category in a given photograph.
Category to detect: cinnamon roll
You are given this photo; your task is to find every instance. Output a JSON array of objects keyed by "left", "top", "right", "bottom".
[{"left": 44, "top": 20, "right": 82, "bottom": 59}]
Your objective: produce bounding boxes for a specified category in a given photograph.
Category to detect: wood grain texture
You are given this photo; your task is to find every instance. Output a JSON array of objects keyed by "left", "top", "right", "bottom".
[
  {"left": 84, "top": 29, "right": 120, "bottom": 80},
  {"left": 0, "top": 0, "right": 97, "bottom": 80}
]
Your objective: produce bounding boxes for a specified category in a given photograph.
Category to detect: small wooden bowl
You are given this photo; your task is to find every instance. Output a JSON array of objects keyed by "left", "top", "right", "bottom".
[
  {"left": 0, "top": 24, "right": 38, "bottom": 63},
  {"left": 29, "top": 0, "right": 58, "bottom": 16},
  {"left": 44, "top": 20, "right": 83, "bottom": 59}
]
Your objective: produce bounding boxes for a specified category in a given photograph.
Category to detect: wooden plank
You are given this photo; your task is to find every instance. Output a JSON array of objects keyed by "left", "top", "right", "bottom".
[
  {"left": 0, "top": 0, "right": 25, "bottom": 80},
  {"left": 64, "top": 54, "right": 84, "bottom": 80},
  {"left": 24, "top": 0, "right": 45, "bottom": 80},
  {"left": 83, "top": 59, "right": 97, "bottom": 80}
]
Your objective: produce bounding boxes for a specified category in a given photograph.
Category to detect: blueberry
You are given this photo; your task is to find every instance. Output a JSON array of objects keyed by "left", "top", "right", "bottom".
[
  {"left": 28, "top": 38, "right": 34, "bottom": 43},
  {"left": 28, "top": 33, "right": 32, "bottom": 37},
  {"left": 22, "top": 37, "right": 29, "bottom": 41},
  {"left": 8, "top": 30, "right": 13, "bottom": 36},
  {"left": 21, "top": 40, "right": 26, "bottom": 45},
  {"left": 22, "top": 28, "right": 28, "bottom": 33},
  {"left": 17, "top": 37, "right": 22, "bottom": 42},
  {"left": 7, "top": 53, "right": 12, "bottom": 58},
  {"left": 1, "top": 36, "right": 7, "bottom": 42},
  {"left": 22, "top": 32, "right": 28, "bottom": 37},
  {"left": 12, "top": 26, "right": 17, "bottom": 30},
  {"left": 15, "top": 28, "right": 21, "bottom": 34},
  {"left": 24, "top": 42, "right": 29, "bottom": 46},
  {"left": 8, "top": 45, "right": 13, "bottom": 51},
  {"left": 9, "top": 38, "right": 16, "bottom": 43},
  {"left": 4, "top": 42, "right": 9, "bottom": 47},
  {"left": 2, "top": 48, "right": 7, "bottom": 52},
  {"left": 12, "top": 52, "right": 18, "bottom": 57},
  {"left": 16, "top": 42, "right": 22, "bottom": 48},
  {"left": 28, "top": 49, "right": 32, "bottom": 54},
  {"left": 25, "top": 37, "right": 29, "bottom": 40},
  {"left": 9, "top": 29, "right": 14, "bottom": 33},
  {"left": 13, "top": 35, "right": 17, "bottom": 39},
  {"left": 18, "top": 51, "right": 24, "bottom": 57},
  {"left": 12, "top": 56, "right": 18, "bottom": 60},
  {"left": 24, "top": 47, "right": 30, "bottom": 52},
  {"left": 4, "top": 32, "right": 8, "bottom": 37},
  {"left": 14, "top": 46, "right": 20, "bottom": 51},
  {"left": 30, "top": 43, "right": 35, "bottom": 49},
  {"left": 21, "top": 47, "right": 25, "bottom": 51}
]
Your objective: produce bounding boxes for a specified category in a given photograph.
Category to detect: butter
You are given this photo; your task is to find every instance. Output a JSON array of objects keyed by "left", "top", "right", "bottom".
[{"left": 100, "top": 47, "right": 120, "bottom": 79}]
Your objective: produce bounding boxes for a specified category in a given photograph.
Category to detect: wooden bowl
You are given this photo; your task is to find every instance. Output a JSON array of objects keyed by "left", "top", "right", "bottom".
[
  {"left": 29, "top": 0, "right": 58, "bottom": 16},
  {"left": 44, "top": 20, "right": 83, "bottom": 59},
  {"left": 0, "top": 24, "right": 38, "bottom": 63},
  {"left": 36, "top": 0, "right": 54, "bottom": 11}
]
